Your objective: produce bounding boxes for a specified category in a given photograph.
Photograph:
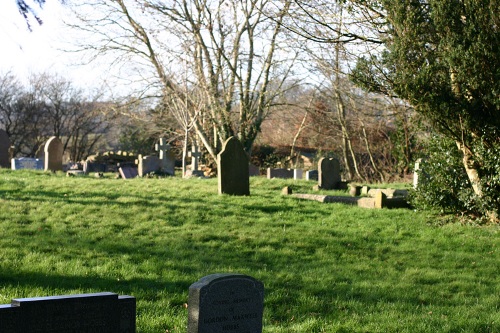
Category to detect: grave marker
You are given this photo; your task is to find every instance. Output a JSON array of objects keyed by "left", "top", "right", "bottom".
[
  {"left": 136, "top": 154, "right": 161, "bottom": 177},
  {"left": 191, "top": 145, "right": 201, "bottom": 172},
  {"left": 218, "top": 137, "right": 250, "bottom": 196},
  {"left": 318, "top": 157, "right": 341, "bottom": 190},
  {"left": 0, "top": 292, "right": 135, "bottom": 333},
  {"left": 0, "top": 129, "right": 10, "bottom": 168},
  {"left": 266, "top": 168, "right": 294, "bottom": 179},
  {"left": 155, "top": 138, "right": 175, "bottom": 175},
  {"left": 11, "top": 158, "right": 44, "bottom": 170},
  {"left": 44, "top": 136, "right": 63, "bottom": 172},
  {"left": 188, "top": 273, "right": 264, "bottom": 333}
]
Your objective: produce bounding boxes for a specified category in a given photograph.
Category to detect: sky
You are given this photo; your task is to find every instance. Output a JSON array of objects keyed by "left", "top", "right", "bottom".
[{"left": 0, "top": 1, "right": 108, "bottom": 91}]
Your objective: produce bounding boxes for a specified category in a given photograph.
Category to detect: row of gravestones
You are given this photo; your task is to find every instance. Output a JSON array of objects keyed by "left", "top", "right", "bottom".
[
  {"left": 266, "top": 157, "right": 342, "bottom": 189},
  {"left": 1, "top": 133, "right": 64, "bottom": 172},
  {"left": 0, "top": 273, "right": 264, "bottom": 333}
]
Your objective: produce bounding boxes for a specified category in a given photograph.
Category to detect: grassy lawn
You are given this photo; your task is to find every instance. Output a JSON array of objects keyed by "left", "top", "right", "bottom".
[{"left": 0, "top": 170, "right": 498, "bottom": 332}]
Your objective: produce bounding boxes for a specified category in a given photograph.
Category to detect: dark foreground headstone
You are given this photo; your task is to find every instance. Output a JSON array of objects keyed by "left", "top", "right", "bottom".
[
  {"left": 218, "top": 137, "right": 250, "bottom": 196},
  {"left": 0, "top": 292, "right": 135, "bottom": 333},
  {"left": 188, "top": 273, "right": 264, "bottom": 333}
]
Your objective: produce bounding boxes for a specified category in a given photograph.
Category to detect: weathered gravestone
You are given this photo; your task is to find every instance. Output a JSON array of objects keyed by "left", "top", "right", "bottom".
[
  {"left": 156, "top": 138, "right": 175, "bottom": 175},
  {"left": 11, "top": 158, "right": 44, "bottom": 170},
  {"left": 186, "top": 145, "right": 204, "bottom": 177},
  {"left": 293, "top": 169, "right": 303, "bottom": 180},
  {"left": 188, "top": 273, "right": 264, "bottom": 333},
  {"left": 218, "top": 137, "right": 250, "bottom": 196},
  {"left": 266, "top": 168, "right": 294, "bottom": 179},
  {"left": 44, "top": 136, "right": 63, "bottom": 172},
  {"left": 318, "top": 157, "right": 341, "bottom": 190},
  {"left": 135, "top": 154, "right": 161, "bottom": 177},
  {"left": 0, "top": 129, "right": 10, "bottom": 168},
  {"left": 0, "top": 292, "right": 135, "bottom": 333},
  {"left": 83, "top": 161, "right": 108, "bottom": 174}
]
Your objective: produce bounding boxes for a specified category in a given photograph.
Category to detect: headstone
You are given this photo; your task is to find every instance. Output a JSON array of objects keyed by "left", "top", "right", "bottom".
[
  {"left": 11, "top": 158, "right": 44, "bottom": 170},
  {"left": 266, "top": 168, "right": 293, "bottom": 179},
  {"left": 293, "top": 169, "right": 303, "bottom": 180},
  {"left": 318, "top": 157, "right": 341, "bottom": 190},
  {"left": 155, "top": 138, "right": 175, "bottom": 175},
  {"left": 136, "top": 154, "right": 161, "bottom": 177},
  {"left": 188, "top": 273, "right": 264, "bottom": 333},
  {"left": 249, "top": 164, "right": 260, "bottom": 177},
  {"left": 305, "top": 170, "right": 318, "bottom": 181},
  {"left": 119, "top": 166, "right": 138, "bottom": 179},
  {"left": 0, "top": 129, "right": 10, "bottom": 168},
  {"left": 83, "top": 161, "right": 108, "bottom": 174},
  {"left": 44, "top": 136, "right": 63, "bottom": 172},
  {"left": 191, "top": 145, "right": 202, "bottom": 172},
  {"left": 218, "top": 137, "right": 250, "bottom": 196},
  {"left": 0, "top": 292, "right": 135, "bottom": 333}
]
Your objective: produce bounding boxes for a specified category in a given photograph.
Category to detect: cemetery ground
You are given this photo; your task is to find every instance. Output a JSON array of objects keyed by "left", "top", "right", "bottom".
[{"left": 0, "top": 170, "right": 498, "bottom": 333}]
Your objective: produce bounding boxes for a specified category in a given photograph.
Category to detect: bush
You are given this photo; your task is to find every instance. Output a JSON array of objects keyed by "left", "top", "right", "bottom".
[
  {"left": 411, "top": 135, "right": 475, "bottom": 214},
  {"left": 412, "top": 134, "right": 500, "bottom": 221}
]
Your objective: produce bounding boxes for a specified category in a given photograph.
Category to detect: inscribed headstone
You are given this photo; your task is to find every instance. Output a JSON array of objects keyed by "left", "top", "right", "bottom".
[
  {"left": 318, "top": 157, "right": 341, "bottom": 190},
  {"left": 218, "top": 136, "right": 250, "bottom": 196},
  {"left": 188, "top": 273, "right": 264, "bottom": 333},
  {"left": 11, "top": 158, "right": 44, "bottom": 170},
  {"left": 0, "top": 292, "right": 135, "bottom": 333},
  {"left": 0, "top": 129, "right": 10, "bottom": 168},
  {"left": 44, "top": 136, "right": 63, "bottom": 172}
]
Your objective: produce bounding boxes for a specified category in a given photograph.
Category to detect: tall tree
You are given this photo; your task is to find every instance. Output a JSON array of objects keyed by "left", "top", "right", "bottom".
[
  {"left": 351, "top": 0, "right": 500, "bottom": 221},
  {"left": 67, "top": 0, "right": 298, "bottom": 161}
]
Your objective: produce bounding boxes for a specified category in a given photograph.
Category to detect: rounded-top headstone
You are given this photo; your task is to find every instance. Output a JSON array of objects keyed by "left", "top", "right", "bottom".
[
  {"left": 188, "top": 273, "right": 264, "bottom": 333},
  {"left": 44, "top": 136, "right": 64, "bottom": 172}
]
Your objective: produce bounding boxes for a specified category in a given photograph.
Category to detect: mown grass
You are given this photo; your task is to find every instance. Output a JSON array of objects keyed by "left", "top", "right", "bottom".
[{"left": 0, "top": 170, "right": 498, "bottom": 332}]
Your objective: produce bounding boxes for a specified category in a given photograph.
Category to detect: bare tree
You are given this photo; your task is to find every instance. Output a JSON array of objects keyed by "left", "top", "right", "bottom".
[{"left": 66, "top": 0, "right": 298, "bottom": 161}]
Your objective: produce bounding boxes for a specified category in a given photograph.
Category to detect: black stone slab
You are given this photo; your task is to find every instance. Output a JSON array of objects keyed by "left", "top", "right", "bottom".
[
  {"left": 0, "top": 292, "right": 135, "bottom": 333},
  {"left": 188, "top": 273, "right": 264, "bottom": 333}
]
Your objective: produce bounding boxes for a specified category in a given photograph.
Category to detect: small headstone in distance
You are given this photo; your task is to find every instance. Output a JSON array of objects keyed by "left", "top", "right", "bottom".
[
  {"left": 44, "top": 136, "right": 64, "bottom": 172},
  {"left": 188, "top": 273, "right": 264, "bottom": 333}
]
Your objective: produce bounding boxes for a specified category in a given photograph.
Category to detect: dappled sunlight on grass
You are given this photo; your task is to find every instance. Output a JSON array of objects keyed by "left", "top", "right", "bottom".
[{"left": 0, "top": 170, "right": 498, "bottom": 332}]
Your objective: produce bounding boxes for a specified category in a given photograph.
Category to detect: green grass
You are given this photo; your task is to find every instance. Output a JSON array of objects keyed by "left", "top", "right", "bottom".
[{"left": 0, "top": 170, "right": 499, "bottom": 332}]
